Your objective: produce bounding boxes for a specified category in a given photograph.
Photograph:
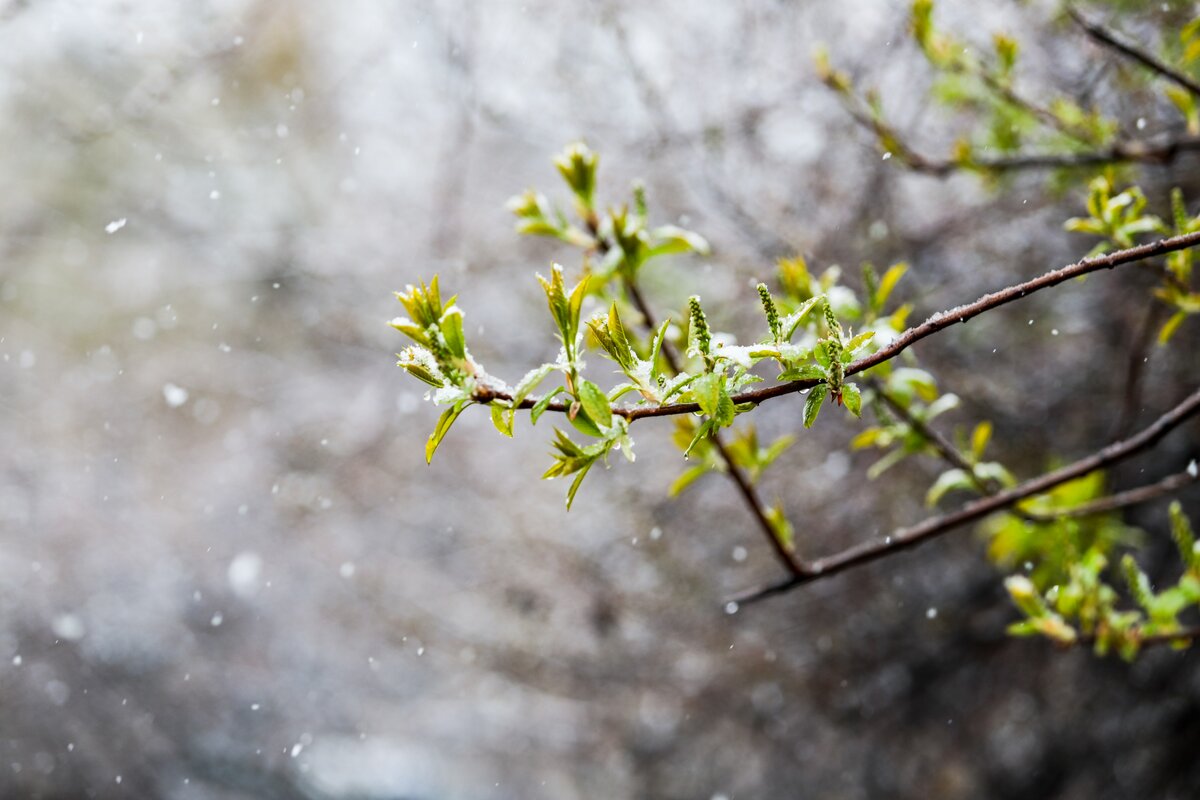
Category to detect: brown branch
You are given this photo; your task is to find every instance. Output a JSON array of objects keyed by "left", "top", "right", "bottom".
[
  {"left": 902, "top": 136, "right": 1200, "bottom": 176},
  {"left": 621, "top": 273, "right": 807, "bottom": 576},
  {"left": 873, "top": 384, "right": 1199, "bottom": 523},
  {"left": 975, "top": 66, "right": 1101, "bottom": 148},
  {"left": 1068, "top": 6, "right": 1200, "bottom": 98},
  {"left": 473, "top": 231, "right": 1200, "bottom": 420},
  {"left": 1054, "top": 466, "right": 1199, "bottom": 519},
  {"left": 1114, "top": 300, "right": 1164, "bottom": 439},
  {"left": 728, "top": 385, "right": 1200, "bottom": 606},
  {"left": 828, "top": 72, "right": 1200, "bottom": 175},
  {"left": 709, "top": 432, "right": 808, "bottom": 576},
  {"left": 872, "top": 381, "right": 996, "bottom": 496},
  {"left": 870, "top": 381, "right": 1052, "bottom": 524}
]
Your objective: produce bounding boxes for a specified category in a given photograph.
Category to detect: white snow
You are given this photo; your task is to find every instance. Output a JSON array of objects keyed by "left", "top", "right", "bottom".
[
  {"left": 163, "top": 383, "right": 189, "bottom": 408},
  {"left": 227, "top": 552, "right": 263, "bottom": 598},
  {"left": 52, "top": 613, "right": 86, "bottom": 641}
]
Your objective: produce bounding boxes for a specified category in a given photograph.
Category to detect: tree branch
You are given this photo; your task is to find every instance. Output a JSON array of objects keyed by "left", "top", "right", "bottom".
[
  {"left": 1068, "top": 6, "right": 1200, "bottom": 98},
  {"left": 829, "top": 73, "right": 1200, "bottom": 175},
  {"left": 621, "top": 273, "right": 808, "bottom": 576},
  {"left": 729, "top": 385, "right": 1200, "bottom": 606},
  {"left": 1054, "top": 466, "right": 1199, "bottom": 519},
  {"left": 901, "top": 136, "right": 1200, "bottom": 176},
  {"left": 473, "top": 231, "right": 1200, "bottom": 420},
  {"left": 1114, "top": 299, "right": 1164, "bottom": 439},
  {"left": 871, "top": 380, "right": 997, "bottom": 497}
]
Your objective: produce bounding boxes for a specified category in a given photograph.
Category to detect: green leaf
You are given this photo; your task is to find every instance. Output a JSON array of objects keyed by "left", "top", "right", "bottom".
[
  {"left": 606, "top": 304, "right": 635, "bottom": 368},
  {"left": 765, "top": 504, "right": 794, "bottom": 553},
  {"left": 843, "top": 331, "right": 875, "bottom": 358},
  {"left": 668, "top": 464, "right": 710, "bottom": 497},
  {"left": 842, "top": 382, "right": 862, "bottom": 417},
  {"left": 971, "top": 421, "right": 992, "bottom": 460},
  {"left": 683, "top": 419, "right": 717, "bottom": 458},
  {"left": 568, "top": 404, "right": 605, "bottom": 438},
  {"left": 1122, "top": 554, "right": 1156, "bottom": 613},
  {"left": 887, "top": 366, "right": 939, "bottom": 402},
  {"left": 1158, "top": 310, "right": 1187, "bottom": 345},
  {"left": 693, "top": 372, "right": 722, "bottom": 417},
  {"left": 867, "top": 448, "right": 908, "bottom": 479},
  {"left": 782, "top": 296, "right": 822, "bottom": 340},
  {"left": 513, "top": 364, "right": 556, "bottom": 407},
  {"left": 851, "top": 427, "right": 882, "bottom": 449},
  {"left": 426, "top": 402, "right": 469, "bottom": 464},
  {"left": 761, "top": 434, "right": 796, "bottom": 468},
  {"left": 531, "top": 386, "right": 567, "bottom": 425},
  {"left": 568, "top": 273, "right": 588, "bottom": 343},
  {"left": 1166, "top": 85, "right": 1200, "bottom": 136},
  {"left": 803, "top": 388, "right": 825, "bottom": 428},
  {"left": 553, "top": 142, "right": 598, "bottom": 209},
  {"left": 926, "top": 468, "right": 973, "bottom": 506},
  {"left": 1170, "top": 501, "right": 1199, "bottom": 572},
  {"left": 974, "top": 461, "right": 1016, "bottom": 488},
  {"left": 647, "top": 225, "right": 711, "bottom": 258},
  {"left": 396, "top": 346, "right": 446, "bottom": 387},
  {"left": 577, "top": 380, "right": 613, "bottom": 430},
  {"left": 779, "top": 363, "right": 828, "bottom": 382},
  {"left": 924, "top": 393, "right": 960, "bottom": 420},
  {"left": 565, "top": 461, "right": 594, "bottom": 510},
  {"left": 490, "top": 402, "right": 514, "bottom": 438},
  {"left": 648, "top": 319, "right": 672, "bottom": 382},
  {"left": 439, "top": 306, "right": 467, "bottom": 359},
  {"left": 538, "top": 265, "right": 571, "bottom": 342},
  {"left": 713, "top": 386, "right": 736, "bottom": 427}
]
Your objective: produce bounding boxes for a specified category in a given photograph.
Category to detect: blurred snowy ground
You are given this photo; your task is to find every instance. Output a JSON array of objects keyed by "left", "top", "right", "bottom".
[{"left": 1, "top": 1, "right": 1199, "bottom": 798}]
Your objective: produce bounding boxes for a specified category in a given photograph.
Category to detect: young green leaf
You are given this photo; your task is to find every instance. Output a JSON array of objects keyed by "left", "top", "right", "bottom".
[
  {"left": 512, "top": 364, "right": 556, "bottom": 407},
  {"left": 970, "top": 421, "right": 993, "bottom": 461},
  {"left": 490, "top": 402, "right": 515, "bottom": 437},
  {"left": 565, "top": 461, "right": 594, "bottom": 510},
  {"left": 530, "top": 386, "right": 567, "bottom": 426},
  {"left": 577, "top": 379, "right": 613, "bottom": 430},
  {"left": 426, "top": 401, "right": 469, "bottom": 464},
  {"left": 803, "top": 388, "right": 825, "bottom": 428},
  {"left": 692, "top": 372, "right": 723, "bottom": 417},
  {"left": 669, "top": 463, "right": 711, "bottom": 497},
  {"left": 765, "top": 504, "right": 795, "bottom": 553},
  {"left": 926, "top": 468, "right": 974, "bottom": 506},
  {"left": 842, "top": 382, "right": 862, "bottom": 417}
]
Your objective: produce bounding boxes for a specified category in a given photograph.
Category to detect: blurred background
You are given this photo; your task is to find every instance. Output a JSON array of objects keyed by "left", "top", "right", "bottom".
[{"left": 2, "top": 0, "right": 1199, "bottom": 798}]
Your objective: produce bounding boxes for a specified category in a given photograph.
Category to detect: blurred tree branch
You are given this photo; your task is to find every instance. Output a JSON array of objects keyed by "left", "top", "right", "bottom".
[
  {"left": 730, "top": 384, "right": 1200, "bottom": 606},
  {"left": 472, "top": 231, "right": 1200, "bottom": 420}
]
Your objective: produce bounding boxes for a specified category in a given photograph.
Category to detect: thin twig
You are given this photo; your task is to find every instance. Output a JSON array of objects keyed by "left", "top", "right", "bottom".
[
  {"left": 1114, "top": 300, "right": 1163, "bottom": 439},
  {"left": 473, "top": 232, "right": 1200, "bottom": 421},
  {"left": 873, "top": 384, "right": 1199, "bottom": 523},
  {"left": 622, "top": 273, "right": 807, "bottom": 576},
  {"left": 902, "top": 136, "right": 1200, "bottom": 176},
  {"left": 830, "top": 75, "right": 1200, "bottom": 175},
  {"left": 871, "top": 381, "right": 995, "bottom": 496},
  {"left": 1054, "top": 467, "right": 1199, "bottom": 518},
  {"left": 1068, "top": 6, "right": 1200, "bottom": 98},
  {"left": 871, "top": 382, "right": 1051, "bottom": 524},
  {"left": 709, "top": 433, "right": 807, "bottom": 576},
  {"left": 728, "top": 385, "right": 1200, "bottom": 606}
]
